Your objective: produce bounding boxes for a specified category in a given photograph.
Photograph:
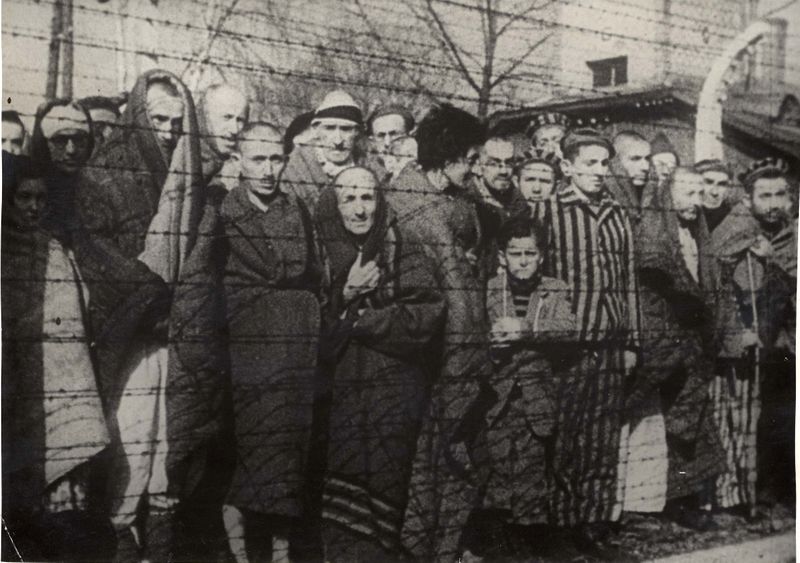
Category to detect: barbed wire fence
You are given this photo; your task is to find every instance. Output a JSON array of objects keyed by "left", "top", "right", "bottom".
[{"left": 2, "top": 0, "right": 797, "bottom": 560}]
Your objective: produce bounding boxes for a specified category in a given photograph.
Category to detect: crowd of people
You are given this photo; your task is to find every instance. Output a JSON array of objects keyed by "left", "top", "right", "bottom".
[{"left": 1, "top": 67, "right": 796, "bottom": 563}]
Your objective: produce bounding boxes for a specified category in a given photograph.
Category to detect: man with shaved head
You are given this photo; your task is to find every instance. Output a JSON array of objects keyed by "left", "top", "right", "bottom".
[
  {"left": 608, "top": 131, "right": 654, "bottom": 225},
  {"left": 221, "top": 121, "right": 324, "bottom": 563},
  {"left": 626, "top": 167, "right": 725, "bottom": 531}
]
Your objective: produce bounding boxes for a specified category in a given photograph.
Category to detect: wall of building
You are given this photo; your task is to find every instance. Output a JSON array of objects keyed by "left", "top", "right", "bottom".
[{"left": 550, "top": 0, "right": 748, "bottom": 95}]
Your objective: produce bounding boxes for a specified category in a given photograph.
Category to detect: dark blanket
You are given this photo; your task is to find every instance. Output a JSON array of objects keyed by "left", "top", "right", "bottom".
[
  {"left": 221, "top": 185, "right": 324, "bottom": 517},
  {"left": 315, "top": 186, "right": 446, "bottom": 555},
  {"left": 631, "top": 179, "right": 725, "bottom": 499},
  {"left": 75, "top": 69, "right": 226, "bottom": 500},
  {"left": 389, "top": 164, "right": 492, "bottom": 561}
]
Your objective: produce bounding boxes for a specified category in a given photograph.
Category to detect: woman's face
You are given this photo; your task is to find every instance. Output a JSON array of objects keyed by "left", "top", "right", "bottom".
[
  {"left": 13, "top": 178, "right": 47, "bottom": 230},
  {"left": 335, "top": 169, "right": 378, "bottom": 236}
]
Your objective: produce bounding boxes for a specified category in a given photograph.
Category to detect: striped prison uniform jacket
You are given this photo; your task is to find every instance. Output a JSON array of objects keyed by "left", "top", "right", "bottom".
[{"left": 533, "top": 184, "right": 640, "bottom": 526}]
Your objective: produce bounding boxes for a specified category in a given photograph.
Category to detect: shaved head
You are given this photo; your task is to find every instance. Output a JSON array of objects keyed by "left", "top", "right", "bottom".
[{"left": 613, "top": 131, "right": 651, "bottom": 187}]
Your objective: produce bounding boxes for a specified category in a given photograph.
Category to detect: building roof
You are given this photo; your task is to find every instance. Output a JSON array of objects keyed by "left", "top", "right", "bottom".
[{"left": 490, "top": 83, "right": 800, "bottom": 163}]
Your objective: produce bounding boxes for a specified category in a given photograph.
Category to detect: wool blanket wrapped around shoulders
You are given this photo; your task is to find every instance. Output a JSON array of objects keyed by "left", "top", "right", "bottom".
[
  {"left": 221, "top": 185, "right": 324, "bottom": 517},
  {"left": 2, "top": 225, "right": 109, "bottom": 512}
]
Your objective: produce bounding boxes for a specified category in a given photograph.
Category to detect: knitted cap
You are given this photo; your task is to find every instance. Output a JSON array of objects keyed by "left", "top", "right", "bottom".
[
  {"left": 650, "top": 131, "right": 678, "bottom": 161},
  {"left": 739, "top": 157, "right": 790, "bottom": 189},
  {"left": 561, "top": 128, "right": 614, "bottom": 158},
  {"left": 313, "top": 90, "right": 363, "bottom": 126},
  {"left": 694, "top": 158, "right": 730, "bottom": 177},
  {"left": 525, "top": 112, "right": 570, "bottom": 139}
]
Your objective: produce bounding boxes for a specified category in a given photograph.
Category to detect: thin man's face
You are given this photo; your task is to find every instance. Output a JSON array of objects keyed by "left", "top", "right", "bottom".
[
  {"left": 671, "top": 171, "right": 704, "bottom": 222},
  {"left": 206, "top": 88, "right": 249, "bottom": 157},
  {"left": 371, "top": 114, "right": 407, "bottom": 153},
  {"left": 480, "top": 139, "right": 515, "bottom": 192},
  {"left": 316, "top": 118, "right": 358, "bottom": 165},
  {"left": 239, "top": 130, "right": 285, "bottom": 199},
  {"left": 750, "top": 177, "right": 791, "bottom": 226},
  {"left": 701, "top": 170, "right": 731, "bottom": 210},
  {"left": 563, "top": 145, "right": 610, "bottom": 195}
]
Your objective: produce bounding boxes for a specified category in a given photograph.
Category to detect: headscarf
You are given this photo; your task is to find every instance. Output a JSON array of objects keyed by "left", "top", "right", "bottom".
[
  {"left": 29, "top": 100, "right": 94, "bottom": 244},
  {"left": 315, "top": 167, "right": 392, "bottom": 310},
  {"left": 30, "top": 99, "right": 94, "bottom": 176},
  {"left": 115, "top": 69, "right": 205, "bottom": 279},
  {"left": 114, "top": 69, "right": 203, "bottom": 197}
]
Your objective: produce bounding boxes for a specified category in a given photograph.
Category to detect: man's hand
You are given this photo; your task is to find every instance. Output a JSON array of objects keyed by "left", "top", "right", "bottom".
[
  {"left": 343, "top": 260, "right": 380, "bottom": 303},
  {"left": 750, "top": 235, "right": 774, "bottom": 258},
  {"left": 624, "top": 350, "right": 637, "bottom": 373},
  {"left": 491, "top": 316, "right": 524, "bottom": 345}
]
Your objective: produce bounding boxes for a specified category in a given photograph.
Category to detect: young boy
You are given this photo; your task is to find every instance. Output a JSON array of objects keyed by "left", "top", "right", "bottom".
[
  {"left": 515, "top": 154, "right": 560, "bottom": 209},
  {"left": 477, "top": 217, "right": 576, "bottom": 548}
]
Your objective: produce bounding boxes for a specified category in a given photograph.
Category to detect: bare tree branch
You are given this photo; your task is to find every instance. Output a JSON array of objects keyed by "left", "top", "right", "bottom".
[
  {"left": 490, "top": 31, "right": 552, "bottom": 88},
  {"left": 495, "top": 0, "right": 556, "bottom": 38},
  {"left": 425, "top": 0, "right": 481, "bottom": 93},
  {"left": 353, "top": 0, "right": 441, "bottom": 103}
]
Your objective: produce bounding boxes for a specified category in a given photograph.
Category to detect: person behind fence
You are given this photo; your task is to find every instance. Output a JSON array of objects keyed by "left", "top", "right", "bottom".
[
  {"left": 283, "top": 110, "right": 316, "bottom": 157},
  {"left": 525, "top": 112, "right": 570, "bottom": 162},
  {"left": 515, "top": 152, "right": 560, "bottom": 210},
  {"left": 475, "top": 217, "right": 576, "bottom": 557},
  {"left": 219, "top": 122, "right": 324, "bottom": 563},
  {"left": 534, "top": 128, "right": 639, "bottom": 560},
  {"left": 710, "top": 157, "right": 796, "bottom": 513},
  {"left": 368, "top": 104, "right": 415, "bottom": 160},
  {"left": 694, "top": 158, "right": 736, "bottom": 234},
  {"left": 388, "top": 103, "right": 491, "bottom": 562},
  {"left": 468, "top": 134, "right": 529, "bottom": 284},
  {"left": 3, "top": 109, "right": 27, "bottom": 155},
  {"left": 315, "top": 166, "right": 446, "bottom": 562},
  {"left": 608, "top": 130, "right": 655, "bottom": 226},
  {"left": 78, "top": 95, "right": 122, "bottom": 154},
  {"left": 649, "top": 131, "right": 679, "bottom": 187},
  {"left": 30, "top": 99, "right": 94, "bottom": 245},
  {"left": 383, "top": 135, "right": 417, "bottom": 179},
  {"left": 282, "top": 90, "right": 366, "bottom": 212},
  {"left": 75, "top": 69, "right": 214, "bottom": 561},
  {"left": 1, "top": 152, "right": 113, "bottom": 562},
  {"left": 624, "top": 167, "right": 725, "bottom": 531},
  {"left": 198, "top": 83, "right": 250, "bottom": 194}
]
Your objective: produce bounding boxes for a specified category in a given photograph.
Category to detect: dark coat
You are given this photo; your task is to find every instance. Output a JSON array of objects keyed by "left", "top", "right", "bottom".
[
  {"left": 315, "top": 186, "right": 446, "bottom": 553},
  {"left": 221, "top": 185, "right": 324, "bottom": 517},
  {"left": 481, "top": 274, "right": 576, "bottom": 523},
  {"left": 711, "top": 202, "right": 796, "bottom": 357},
  {"left": 1, "top": 217, "right": 109, "bottom": 513},
  {"left": 466, "top": 176, "right": 530, "bottom": 282},
  {"left": 389, "top": 164, "right": 491, "bottom": 561},
  {"left": 631, "top": 181, "right": 726, "bottom": 498}
]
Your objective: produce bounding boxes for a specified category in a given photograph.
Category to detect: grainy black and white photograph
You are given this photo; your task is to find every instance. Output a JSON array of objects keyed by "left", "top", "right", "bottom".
[{"left": 0, "top": 0, "right": 798, "bottom": 561}]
